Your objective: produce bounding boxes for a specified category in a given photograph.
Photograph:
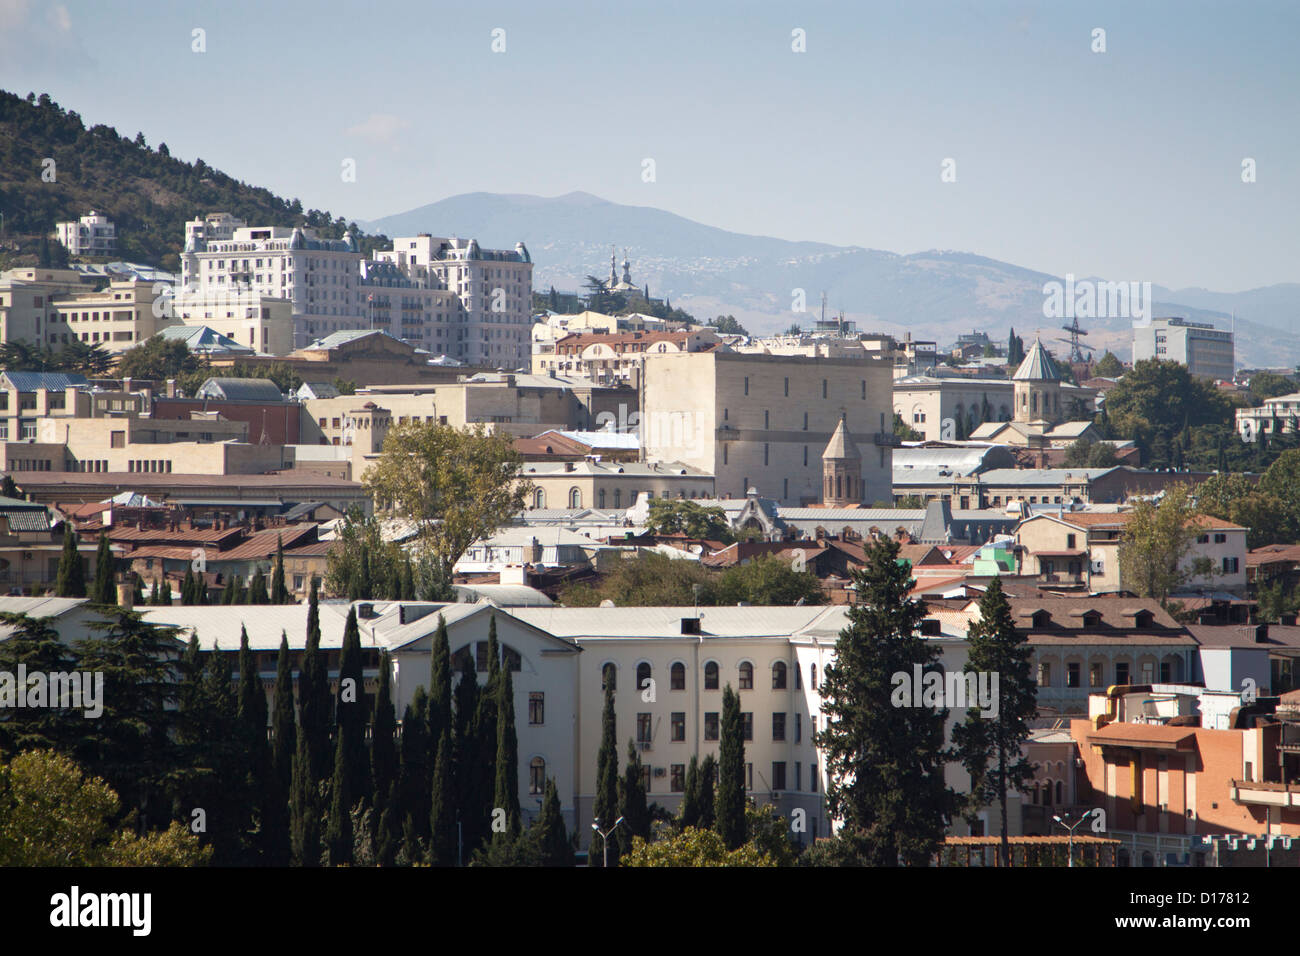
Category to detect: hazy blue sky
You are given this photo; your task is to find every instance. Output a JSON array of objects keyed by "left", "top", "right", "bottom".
[{"left": 2, "top": 0, "right": 1296, "bottom": 291}]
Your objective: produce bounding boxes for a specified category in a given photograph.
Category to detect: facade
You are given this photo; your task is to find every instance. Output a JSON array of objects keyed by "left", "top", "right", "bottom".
[
  {"left": 533, "top": 328, "right": 721, "bottom": 386},
  {"left": 893, "top": 376, "right": 1014, "bottom": 442},
  {"left": 373, "top": 234, "right": 533, "bottom": 367},
  {"left": 519, "top": 460, "right": 715, "bottom": 511},
  {"left": 641, "top": 351, "right": 896, "bottom": 506},
  {"left": 55, "top": 211, "right": 116, "bottom": 257},
  {"left": 1133, "top": 317, "right": 1235, "bottom": 381},
  {"left": 1236, "top": 391, "right": 1300, "bottom": 443},
  {"left": 1014, "top": 511, "right": 1247, "bottom": 594}
]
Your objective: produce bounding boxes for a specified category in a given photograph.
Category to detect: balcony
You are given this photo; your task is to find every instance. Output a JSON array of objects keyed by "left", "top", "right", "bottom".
[{"left": 1230, "top": 780, "right": 1300, "bottom": 808}]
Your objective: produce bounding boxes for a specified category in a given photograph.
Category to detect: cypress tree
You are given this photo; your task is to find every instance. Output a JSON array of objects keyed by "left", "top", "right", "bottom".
[
  {"left": 428, "top": 731, "right": 455, "bottom": 866},
  {"left": 427, "top": 614, "right": 452, "bottom": 745},
  {"left": 267, "top": 631, "right": 294, "bottom": 866},
  {"left": 397, "top": 689, "right": 431, "bottom": 845},
  {"left": 131, "top": 572, "right": 144, "bottom": 606},
  {"left": 299, "top": 577, "right": 331, "bottom": 783},
  {"left": 181, "top": 567, "right": 196, "bottom": 605},
  {"left": 591, "top": 682, "right": 620, "bottom": 867},
  {"left": 90, "top": 530, "right": 116, "bottom": 605},
  {"left": 271, "top": 535, "right": 289, "bottom": 604},
  {"left": 225, "top": 573, "right": 244, "bottom": 605},
  {"left": 534, "top": 778, "right": 573, "bottom": 866},
  {"left": 619, "top": 738, "right": 649, "bottom": 856},
  {"left": 159, "top": 576, "right": 173, "bottom": 606},
  {"left": 54, "top": 525, "right": 86, "bottom": 597},
  {"left": 335, "top": 606, "right": 370, "bottom": 809},
  {"left": 237, "top": 624, "right": 271, "bottom": 864},
  {"left": 248, "top": 568, "right": 269, "bottom": 605},
  {"left": 452, "top": 654, "right": 481, "bottom": 851},
  {"left": 816, "top": 535, "right": 956, "bottom": 866},
  {"left": 716, "top": 684, "right": 746, "bottom": 850},
  {"left": 469, "top": 616, "right": 501, "bottom": 851},
  {"left": 697, "top": 754, "right": 717, "bottom": 829},
  {"left": 149, "top": 576, "right": 163, "bottom": 605},
  {"left": 952, "top": 576, "right": 1037, "bottom": 867},
  {"left": 325, "top": 731, "right": 354, "bottom": 865},
  {"left": 376, "top": 782, "right": 400, "bottom": 867},
  {"left": 680, "top": 755, "right": 701, "bottom": 829},
  {"left": 398, "top": 556, "right": 415, "bottom": 600},
  {"left": 290, "top": 720, "right": 321, "bottom": 866},
  {"left": 492, "top": 665, "right": 520, "bottom": 839},
  {"left": 370, "top": 651, "right": 397, "bottom": 837}
]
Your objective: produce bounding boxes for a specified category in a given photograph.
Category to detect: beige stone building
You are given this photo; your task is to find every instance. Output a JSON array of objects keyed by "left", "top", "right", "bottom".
[
  {"left": 641, "top": 350, "right": 896, "bottom": 505},
  {"left": 519, "top": 460, "right": 714, "bottom": 511},
  {"left": 533, "top": 328, "right": 721, "bottom": 386},
  {"left": 893, "top": 375, "right": 1014, "bottom": 441}
]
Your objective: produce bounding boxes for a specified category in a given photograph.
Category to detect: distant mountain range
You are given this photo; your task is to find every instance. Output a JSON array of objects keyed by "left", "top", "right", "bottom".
[{"left": 362, "top": 191, "right": 1300, "bottom": 370}]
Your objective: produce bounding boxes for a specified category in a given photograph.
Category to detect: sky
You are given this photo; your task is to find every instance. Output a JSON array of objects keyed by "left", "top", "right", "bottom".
[{"left": 2, "top": 0, "right": 1297, "bottom": 292}]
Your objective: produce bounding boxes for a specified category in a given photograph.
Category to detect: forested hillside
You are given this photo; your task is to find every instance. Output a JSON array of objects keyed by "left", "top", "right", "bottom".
[{"left": 0, "top": 89, "right": 385, "bottom": 271}]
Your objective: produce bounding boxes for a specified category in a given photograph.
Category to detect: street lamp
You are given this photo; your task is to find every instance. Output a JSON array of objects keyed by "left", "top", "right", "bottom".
[
  {"left": 591, "top": 816, "right": 624, "bottom": 868},
  {"left": 1052, "top": 809, "right": 1098, "bottom": 868}
]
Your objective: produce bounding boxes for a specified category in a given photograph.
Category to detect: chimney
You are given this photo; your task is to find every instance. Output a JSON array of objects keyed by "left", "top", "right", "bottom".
[
  {"left": 122, "top": 376, "right": 132, "bottom": 394},
  {"left": 166, "top": 378, "right": 177, "bottom": 398},
  {"left": 1255, "top": 623, "right": 1270, "bottom": 643}
]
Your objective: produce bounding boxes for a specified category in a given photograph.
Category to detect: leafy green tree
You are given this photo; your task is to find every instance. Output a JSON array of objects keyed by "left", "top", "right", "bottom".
[
  {"left": 591, "top": 683, "right": 620, "bottom": 867},
  {"left": 645, "top": 499, "right": 736, "bottom": 542},
  {"left": 716, "top": 684, "right": 747, "bottom": 850},
  {"left": 745, "top": 803, "right": 797, "bottom": 865},
  {"left": 1063, "top": 438, "right": 1118, "bottom": 469},
  {"left": 893, "top": 413, "right": 923, "bottom": 441},
  {"left": 622, "top": 827, "right": 778, "bottom": 867},
  {"left": 559, "top": 550, "right": 717, "bottom": 607},
  {"left": 1260, "top": 449, "right": 1300, "bottom": 541},
  {"left": 54, "top": 525, "right": 85, "bottom": 597},
  {"left": 0, "top": 612, "right": 78, "bottom": 758},
  {"left": 707, "top": 315, "right": 749, "bottom": 336},
  {"left": 1249, "top": 371, "right": 1299, "bottom": 401},
  {"left": 1197, "top": 472, "right": 1290, "bottom": 548},
  {"left": 362, "top": 423, "right": 532, "bottom": 596},
  {"left": 1093, "top": 351, "right": 1124, "bottom": 377},
  {"left": 716, "top": 553, "right": 825, "bottom": 606},
  {"left": 0, "top": 750, "right": 211, "bottom": 867},
  {"left": 950, "top": 577, "right": 1036, "bottom": 867},
  {"left": 89, "top": 531, "right": 116, "bottom": 605},
  {"left": 117, "top": 335, "right": 202, "bottom": 383},
  {"left": 1118, "top": 484, "right": 1211, "bottom": 604},
  {"left": 815, "top": 536, "right": 955, "bottom": 866},
  {"left": 1104, "top": 359, "right": 1234, "bottom": 467}
]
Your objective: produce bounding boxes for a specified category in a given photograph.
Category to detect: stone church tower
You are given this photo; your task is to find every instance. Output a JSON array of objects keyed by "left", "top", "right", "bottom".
[
  {"left": 1013, "top": 338, "right": 1064, "bottom": 424},
  {"left": 821, "top": 413, "right": 863, "bottom": 507}
]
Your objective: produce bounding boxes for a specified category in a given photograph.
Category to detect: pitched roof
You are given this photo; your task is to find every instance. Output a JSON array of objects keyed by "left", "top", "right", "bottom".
[
  {"left": 0, "top": 371, "right": 89, "bottom": 392},
  {"left": 195, "top": 377, "right": 284, "bottom": 403},
  {"left": 822, "top": 415, "right": 861, "bottom": 460},
  {"left": 1012, "top": 339, "right": 1062, "bottom": 381}
]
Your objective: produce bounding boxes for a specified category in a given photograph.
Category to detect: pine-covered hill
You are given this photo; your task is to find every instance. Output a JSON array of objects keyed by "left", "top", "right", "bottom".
[{"left": 0, "top": 89, "right": 388, "bottom": 272}]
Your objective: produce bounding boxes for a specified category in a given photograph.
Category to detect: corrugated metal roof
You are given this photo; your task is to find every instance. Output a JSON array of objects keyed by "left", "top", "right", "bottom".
[
  {"left": 511, "top": 605, "right": 835, "bottom": 639},
  {"left": 0, "top": 371, "right": 89, "bottom": 392},
  {"left": 195, "top": 377, "right": 284, "bottom": 403}
]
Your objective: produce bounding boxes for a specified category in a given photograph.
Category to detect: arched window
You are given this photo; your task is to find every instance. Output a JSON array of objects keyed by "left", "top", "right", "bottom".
[
  {"left": 738, "top": 661, "right": 753, "bottom": 690},
  {"left": 704, "top": 661, "right": 719, "bottom": 690},
  {"left": 614, "top": 489, "right": 622, "bottom": 508},
  {"left": 601, "top": 662, "right": 617, "bottom": 692},
  {"left": 569, "top": 487, "right": 581, "bottom": 509},
  {"left": 598, "top": 488, "right": 606, "bottom": 509},
  {"left": 810, "top": 663, "right": 817, "bottom": 690},
  {"left": 772, "top": 661, "right": 787, "bottom": 690},
  {"left": 1056, "top": 781, "right": 1064, "bottom": 804},
  {"left": 670, "top": 662, "right": 686, "bottom": 690},
  {"left": 1043, "top": 780, "right": 1054, "bottom": 806},
  {"left": 636, "top": 662, "right": 652, "bottom": 692},
  {"left": 533, "top": 489, "right": 545, "bottom": 509},
  {"left": 529, "top": 757, "right": 545, "bottom": 795}
]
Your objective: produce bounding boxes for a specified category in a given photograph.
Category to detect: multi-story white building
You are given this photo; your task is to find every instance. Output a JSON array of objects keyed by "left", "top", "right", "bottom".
[
  {"left": 1133, "top": 317, "right": 1235, "bottom": 381},
  {"left": 55, "top": 211, "right": 116, "bottom": 257},
  {"left": 374, "top": 234, "right": 533, "bottom": 368},
  {"left": 1236, "top": 391, "right": 1300, "bottom": 443}
]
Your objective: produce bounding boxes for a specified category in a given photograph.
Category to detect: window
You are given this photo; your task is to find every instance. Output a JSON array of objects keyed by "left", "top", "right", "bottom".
[
  {"left": 529, "top": 692, "right": 544, "bottom": 725},
  {"left": 569, "top": 487, "right": 581, "bottom": 508},
  {"left": 1160, "top": 662, "right": 1172, "bottom": 683},
  {"left": 670, "top": 764, "right": 685, "bottom": 792},
  {"left": 636, "top": 662, "right": 652, "bottom": 693},
  {"left": 671, "top": 712, "right": 685, "bottom": 741},
  {"left": 739, "top": 661, "right": 753, "bottom": 690},
  {"left": 795, "top": 762, "right": 802, "bottom": 791},
  {"left": 1213, "top": 533, "right": 1226, "bottom": 544},
  {"left": 704, "top": 661, "right": 719, "bottom": 690},
  {"left": 772, "top": 762, "right": 787, "bottom": 791},
  {"left": 704, "top": 712, "right": 719, "bottom": 740},
  {"left": 772, "top": 712, "right": 786, "bottom": 741},
  {"left": 670, "top": 662, "right": 685, "bottom": 690},
  {"left": 1089, "top": 662, "right": 1102, "bottom": 687},
  {"left": 1115, "top": 662, "right": 1130, "bottom": 684},
  {"left": 741, "top": 712, "right": 753, "bottom": 741},
  {"left": 1222, "top": 556, "right": 1239, "bottom": 574},
  {"left": 1038, "top": 662, "right": 1051, "bottom": 687},
  {"left": 772, "top": 661, "right": 787, "bottom": 689},
  {"left": 636, "top": 713, "right": 652, "bottom": 744},
  {"left": 1067, "top": 662, "right": 1080, "bottom": 688},
  {"left": 795, "top": 712, "right": 802, "bottom": 742},
  {"left": 795, "top": 665, "right": 802, "bottom": 690},
  {"left": 745, "top": 763, "right": 753, "bottom": 790},
  {"left": 1066, "top": 533, "right": 1076, "bottom": 549},
  {"left": 476, "top": 642, "right": 490, "bottom": 672},
  {"left": 529, "top": 757, "right": 545, "bottom": 795},
  {"left": 811, "top": 763, "right": 818, "bottom": 793},
  {"left": 601, "top": 662, "right": 617, "bottom": 692}
]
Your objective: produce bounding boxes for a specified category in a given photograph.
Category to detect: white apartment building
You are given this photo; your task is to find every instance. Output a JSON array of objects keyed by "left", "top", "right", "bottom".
[
  {"left": 1236, "top": 391, "right": 1300, "bottom": 443},
  {"left": 374, "top": 234, "right": 533, "bottom": 368},
  {"left": 1132, "top": 317, "right": 1235, "bottom": 381},
  {"left": 55, "top": 211, "right": 116, "bottom": 257},
  {"left": 179, "top": 217, "right": 364, "bottom": 350}
]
